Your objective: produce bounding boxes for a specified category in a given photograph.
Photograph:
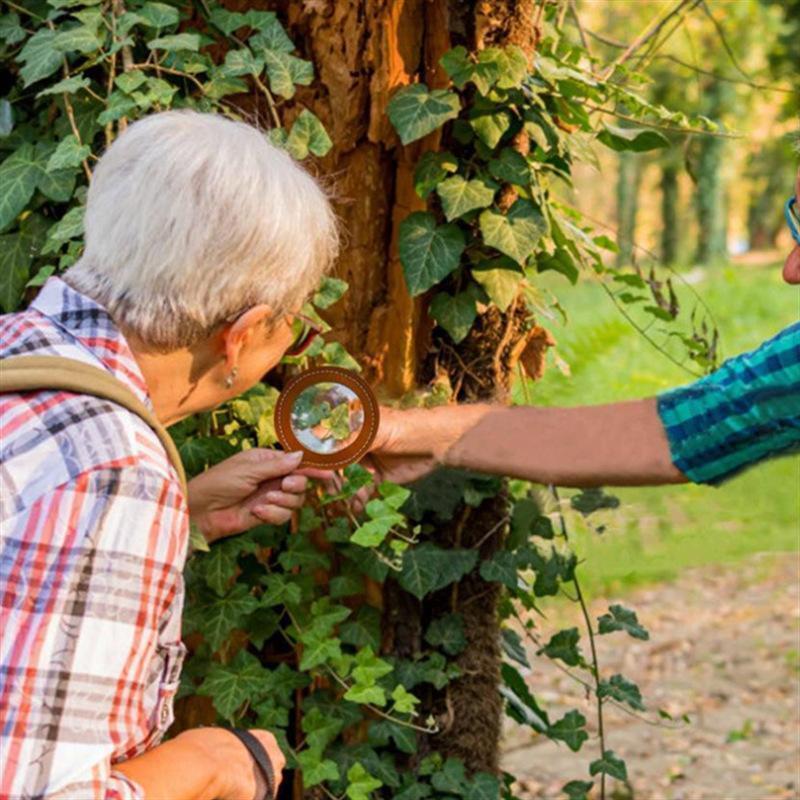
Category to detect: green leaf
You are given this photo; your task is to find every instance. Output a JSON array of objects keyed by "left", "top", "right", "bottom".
[
  {"left": 597, "top": 604, "right": 649, "bottom": 641},
  {"left": 34, "top": 142, "right": 76, "bottom": 202},
  {"left": 313, "top": 276, "right": 348, "bottom": 309},
  {"left": 187, "top": 583, "right": 259, "bottom": 651},
  {"left": 425, "top": 613, "right": 466, "bottom": 655},
  {"left": 299, "top": 630, "right": 342, "bottom": 670},
  {"left": 431, "top": 759, "right": 467, "bottom": 794},
  {"left": 296, "top": 749, "right": 340, "bottom": 787},
  {"left": 562, "top": 780, "right": 594, "bottom": 800},
  {"left": 479, "top": 199, "right": 546, "bottom": 265},
  {"left": 286, "top": 109, "right": 332, "bottom": 159},
  {"left": 208, "top": 8, "right": 248, "bottom": 35},
  {"left": 368, "top": 719, "right": 418, "bottom": 754},
  {"left": 413, "top": 151, "right": 458, "bottom": 198},
  {"left": 387, "top": 84, "right": 460, "bottom": 146},
  {"left": 501, "top": 628, "right": 530, "bottom": 668},
  {"left": 479, "top": 550, "right": 519, "bottom": 590},
  {"left": 0, "top": 13, "right": 26, "bottom": 45},
  {"left": 597, "top": 123, "right": 669, "bottom": 153},
  {"left": 53, "top": 25, "right": 103, "bottom": 55},
  {"left": 589, "top": 750, "right": 628, "bottom": 782},
  {"left": 436, "top": 175, "right": 496, "bottom": 222},
  {"left": 302, "top": 705, "right": 347, "bottom": 751},
  {"left": 598, "top": 674, "right": 645, "bottom": 711},
  {"left": 500, "top": 663, "right": 549, "bottom": 731},
  {"left": 0, "top": 100, "right": 13, "bottom": 137},
  {"left": 570, "top": 487, "right": 620, "bottom": 515},
  {"left": 390, "top": 684, "right": 420, "bottom": 714},
  {"left": 488, "top": 148, "right": 531, "bottom": 186},
  {"left": 351, "top": 646, "right": 393, "bottom": 686},
  {"left": 260, "top": 573, "right": 302, "bottom": 607},
  {"left": 138, "top": 2, "right": 180, "bottom": 28},
  {"left": 537, "top": 627, "right": 582, "bottom": 667},
  {"left": 220, "top": 47, "right": 264, "bottom": 77},
  {"left": 147, "top": 33, "right": 200, "bottom": 52},
  {"left": 346, "top": 763, "right": 382, "bottom": 800},
  {"left": 398, "top": 211, "right": 465, "bottom": 296},
  {"left": 18, "top": 29, "right": 62, "bottom": 87},
  {"left": 465, "top": 773, "right": 502, "bottom": 800},
  {"left": 199, "top": 540, "right": 239, "bottom": 596},
  {"left": 429, "top": 288, "right": 477, "bottom": 344},
  {"left": 471, "top": 257, "right": 523, "bottom": 312},
  {"left": 340, "top": 605, "right": 381, "bottom": 650},
  {"left": 248, "top": 13, "right": 295, "bottom": 53},
  {"left": 0, "top": 145, "right": 39, "bottom": 232},
  {"left": 0, "top": 232, "right": 35, "bottom": 312},
  {"left": 197, "top": 650, "right": 269, "bottom": 721},
  {"left": 469, "top": 103, "right": 513, "bottom": 148},
  {"left": 37, "top": 76, "right": 91, "bottom": 98},
  {"left": 203, "top": 75, "right": 249, "bottom": 101},
  {"left": 440, "top": 45, "right": 527, "bottom": 94},
  {"left": 398, "top": 543, "right": 477, "bottom": 600},
  {"left": 46, "top": 135, "right": 90, "bottom": 172},
  {"left": 548, "top": 710, "right": 588, "bottom": 752},
  {"left": 264, "top": 50, "right": 313, "bottom": 99},
  {"left": 243, "top": 607, "right": 280, "bottom": 649}
]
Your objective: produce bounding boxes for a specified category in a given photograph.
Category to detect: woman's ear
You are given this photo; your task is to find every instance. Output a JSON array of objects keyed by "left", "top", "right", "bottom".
[{"left": 221, "top": 304, "right": 274, "bottom": 369}]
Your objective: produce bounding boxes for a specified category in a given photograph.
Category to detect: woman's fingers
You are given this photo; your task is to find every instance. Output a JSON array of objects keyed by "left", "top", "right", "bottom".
[
  {"left": 262, "top": 490, "right": 305, "bottom": 509},
  {"left": 280, "top": 474, "right": 308, "bottom": 494},
  {"left": 251, "top": 505, "right": 294, "bottom": 525}
]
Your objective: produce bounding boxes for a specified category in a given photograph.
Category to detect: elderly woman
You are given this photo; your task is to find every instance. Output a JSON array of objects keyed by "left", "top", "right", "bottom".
[{"left": 0, "top": 111, "right": 337, "bottom": 800}]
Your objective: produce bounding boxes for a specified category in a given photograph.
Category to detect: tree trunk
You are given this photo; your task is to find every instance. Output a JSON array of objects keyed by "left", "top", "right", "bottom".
[
  {"left": 616, "top": 150, "right": 643, "bottom": 267},
  {"left": 694, "top": 80, "right": 730, "bottom": 264},
  {"left": 221, "top": 0, "right": 539, "bottom": 788},
  {"left": 660, "top": 152, "right": 680, "bottom": 265}
]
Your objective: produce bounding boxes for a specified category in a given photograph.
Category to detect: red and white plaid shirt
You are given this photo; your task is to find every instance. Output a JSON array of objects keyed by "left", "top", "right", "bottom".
[{"left": 1, "top": 278, "right": 189, "bottom": 800}]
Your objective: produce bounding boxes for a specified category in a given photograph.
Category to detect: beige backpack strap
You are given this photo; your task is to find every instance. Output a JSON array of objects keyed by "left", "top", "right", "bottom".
[{"left": 0, "top": 355, "right": 187, "bottom": 494}]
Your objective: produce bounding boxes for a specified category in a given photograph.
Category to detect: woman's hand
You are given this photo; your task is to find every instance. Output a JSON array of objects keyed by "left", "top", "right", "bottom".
[
  {"left": 212, "top": 728, "right": 286, "bottom": 800},
  {"left": 187, "top": 449, "right": 330, "bottom": 544}
]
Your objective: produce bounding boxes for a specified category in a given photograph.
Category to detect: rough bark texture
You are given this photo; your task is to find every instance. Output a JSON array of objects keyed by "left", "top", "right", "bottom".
[{"left": 218, "top": 0, "right": 541, "bottom": 788}]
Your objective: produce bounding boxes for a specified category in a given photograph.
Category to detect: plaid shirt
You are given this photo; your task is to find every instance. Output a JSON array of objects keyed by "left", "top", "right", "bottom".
[
  {"left": 658, "top": 322, "right": 800, "bottom": 484},
  {"left": 1, "top": 278, "right": 188, "bottom": 800}
]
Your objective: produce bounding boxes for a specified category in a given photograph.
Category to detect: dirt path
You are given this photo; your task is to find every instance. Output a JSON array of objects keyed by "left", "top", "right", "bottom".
[{"left": 501, "top": 553, "right": 800, "bottom": 800}]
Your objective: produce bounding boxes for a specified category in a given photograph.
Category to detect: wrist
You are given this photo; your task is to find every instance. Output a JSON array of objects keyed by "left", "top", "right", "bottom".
[
  {"left": 434, "top": 403, "right": 493, "bottom": 466},
  {"left": 176, "top": 727, "right": 247, "bottom": 800}
]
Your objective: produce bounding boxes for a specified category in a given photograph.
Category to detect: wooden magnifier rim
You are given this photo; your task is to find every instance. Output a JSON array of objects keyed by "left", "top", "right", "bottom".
[{"left": 273, "top": 366, "right": 380, "bottom": 469}]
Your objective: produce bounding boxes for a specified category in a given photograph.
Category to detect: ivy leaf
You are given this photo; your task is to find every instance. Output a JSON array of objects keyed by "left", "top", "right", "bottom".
[
  {"left": 562, "top": 780, "right": 594, "bottom": 800},
  {"left": 479, "top": 199, "right": 546, "bottom": 265},
  {"left": 279, "top": 532, "right": 331, "bottom": 571},
  {"left": 53, "top": 25, "right": 103, "bottom": 55},
  {"left": 429, "top": 287, "right": 478, "bottom": 344},
  {"left": 597, "top": 123, "right": 669, "bottom": 153},
  {"left": 399, "top": 543, "right": 477, "bottom": 600},
  {"left": 413, "top": 151, "right": 458, "bottom": 198},
  {"left": 387, "top": 84, "right": 460, "bottom": 145},
  {"left": 0, "top": 144, "right": 39, "bottom": 232},
  {"left": 302, "top": 706, "right": 346, "bottom": 752},
  {"left": 37, "top": 76, "right": 91, "bottom": 98},
  {"left": 597, "top": 604, "right": 649, "bottom": 641},
  {"left": 296, "top": 748, "right": 340, "bottom": 787},
  {"left": 264, "top": 50, "right": 313, "bottom": 99},
  {"left": 346, "top": 763, "right": 382, "bottom": 800},
  {"left": 197, "top": 650, "right": 269, "bottom": 721},
  {"left": 0, "top": 13, "right": 26, "bottom": 46},
  {"left": 598, "top": 674, "right": 645, "bottom": 711},
  {"left": 299, "top": 630, "right": 342, "bottom": 671},
  {"left": 390, "top": 684, "right": 420, "bottom": 715},
  {"left": 537, "top": 627, "right": 582, "bottom": 667},
  {"left": 471, "top": 257, "right": 524, "bottom": 312},
  {"left": 0, "top": 232, "right": 35, "bottom": 312},
  {"left": 220, "top": 47, "right": 264, "bottom": 77},
  {"left": 368, "top": 719, "right": 418, "bottom": 754},
  {"left": 350, "top": 499, "right": 403, "bottom": 548},
  {"left": 436, "top": 175, "right": 497, "bottom": 222},
  {"left": 313, "top": 276, "right": 348, "bottom": 309},
  {"left": 138, "top": 2, "right": 180, "bottom": 29},
  {"left": 340, "top": 605, "right": 381, "bottom": 650},
  {"left": 46, "top": 135, "right": 91, "bottom": 172},
  {"left": 285, "top": 109, "right": 333, "bottom": 159},
  {"left": 248, "top": 13, "right": 295, "bottom": 53},
  {"left": 199, "top": 539, "right": 239, "bottom": 596},
  {"left": 351, "top": 645, "right": 393, "bottom": 686},
  {"left": 398, "top": 211, "right": 465, "bottom": 297},
  {"left": 425, "top": 613, "right": 467, "bottom": 655},
  {"left": 42, "top": 206, "right": 84, "bottom": 254},
  {"left": 469, "top": 100, "right": 513, "bottom": 148},
  {"left": 243, "top": 607, "right": 280, "bottom": 649},
  {"left": 431, "top": 759, "right": 468, "bottom": 794},
  {"left": 589, "top": 750, "right": 628, "bottom": 782},
  {"left": 465, "top": 773, "right": 502, "bottom": 800},
  {"left": 548, "top": 710, "right": 588, "bottom": 752},
  {"left": 185, "top": 583, "right": 259, "bottom": 651},
  {"left": 570, "top": 487, "right": 620, "bottom": 515},
  {"left": 479, "top": 550, "right": 519, "bottom": 590},
  {"left": 34, "top": 142, "right": 76, "bottom": 202},
  {"left": 18, "top": 29, "right": 62, "bottom": 87},
  {"left": 440, "top": 45, "right": 527, "bottom": 94},
  {"left": 147, "top": 33, "right": 201, "bottom": 52},
  {"left": 500, "top": 628, "right": 530, "bottom": 668},
  {"left": 260, "top": 573, "right": 302, "bottom": 607},
  {"left": 208, "top": 8, "right": 248, "bottom": 35},
  {"left": 488, "top": 148, "right": 531, "bottom": 186},
  {"left": 500, "top": 663, "right": 549, "bottom": 732}
]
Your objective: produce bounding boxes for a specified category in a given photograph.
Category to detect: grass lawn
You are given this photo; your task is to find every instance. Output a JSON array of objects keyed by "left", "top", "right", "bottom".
[{"left": 516, "top": 261, "right": 800, "bottom": 596}]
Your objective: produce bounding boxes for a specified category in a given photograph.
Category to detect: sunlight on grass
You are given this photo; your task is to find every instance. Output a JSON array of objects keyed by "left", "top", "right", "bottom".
[{"left": 519, "top": 262, "right": 800, "bottom": 595}]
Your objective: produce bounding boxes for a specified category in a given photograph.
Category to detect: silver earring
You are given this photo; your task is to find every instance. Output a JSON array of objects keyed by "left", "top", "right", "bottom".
[{"left": 224, "top": 366, "right": 239, "bottom": 389}]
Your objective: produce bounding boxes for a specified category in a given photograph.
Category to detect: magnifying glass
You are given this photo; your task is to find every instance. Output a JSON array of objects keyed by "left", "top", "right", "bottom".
[{"left": 273, "top": 366, "right": 380, "bottom": 468}]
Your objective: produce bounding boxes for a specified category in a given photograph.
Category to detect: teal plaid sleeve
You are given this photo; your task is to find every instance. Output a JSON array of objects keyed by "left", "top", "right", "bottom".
[{"left": 656, "top": 322, "right": 800, "bottom": 485}]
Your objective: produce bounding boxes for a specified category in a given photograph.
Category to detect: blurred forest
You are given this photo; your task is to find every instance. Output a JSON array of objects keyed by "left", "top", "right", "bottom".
[{"left": 566, "top": 0, "right": 798, "bottom": 268}]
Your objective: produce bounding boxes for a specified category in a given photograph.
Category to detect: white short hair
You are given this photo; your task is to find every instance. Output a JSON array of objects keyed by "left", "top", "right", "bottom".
[{"left": 66, "top": 110, "right": 338, "bottom": 349}]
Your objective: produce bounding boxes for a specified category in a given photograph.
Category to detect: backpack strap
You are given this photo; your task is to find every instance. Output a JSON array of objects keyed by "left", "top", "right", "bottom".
[{"left": 0, "top": 355, "right": 187, "bottom": 494}]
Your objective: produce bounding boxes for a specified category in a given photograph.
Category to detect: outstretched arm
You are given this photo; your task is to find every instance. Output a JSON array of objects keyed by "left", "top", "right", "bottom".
[{"left": 373, "top": 398, "right": 687, "bottom": 487}]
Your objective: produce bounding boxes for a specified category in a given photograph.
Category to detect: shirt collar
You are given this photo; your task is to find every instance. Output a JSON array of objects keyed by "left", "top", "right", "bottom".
[{"left": 30, "top": 277, "right": 152, "bottom": 408}]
